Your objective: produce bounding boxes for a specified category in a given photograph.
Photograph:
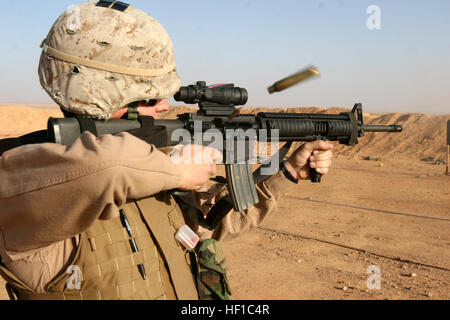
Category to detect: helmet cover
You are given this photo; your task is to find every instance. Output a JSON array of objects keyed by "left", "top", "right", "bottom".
[{"left": 39, "top": 1, "right": 181, "bottom": 119}]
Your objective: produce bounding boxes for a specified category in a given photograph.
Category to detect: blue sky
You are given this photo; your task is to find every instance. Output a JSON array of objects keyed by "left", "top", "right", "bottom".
[{"left": 0, "top": 0, "right": 449, "bottom": 114}]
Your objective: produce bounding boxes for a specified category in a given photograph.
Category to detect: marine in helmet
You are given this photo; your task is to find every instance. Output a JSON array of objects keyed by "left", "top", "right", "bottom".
[{"left": 0, "top": 1, "right": 333, "bottom": 300}]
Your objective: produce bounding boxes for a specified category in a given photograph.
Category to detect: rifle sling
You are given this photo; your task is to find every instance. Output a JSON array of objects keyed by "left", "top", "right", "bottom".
[{"left": 0, "top": 130, "right": 49, "bottom": 156}]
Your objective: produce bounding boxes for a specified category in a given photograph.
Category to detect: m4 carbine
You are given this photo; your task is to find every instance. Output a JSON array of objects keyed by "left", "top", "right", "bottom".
[{"left": 47, "top": 81, "right": 403, "bottom": 229}]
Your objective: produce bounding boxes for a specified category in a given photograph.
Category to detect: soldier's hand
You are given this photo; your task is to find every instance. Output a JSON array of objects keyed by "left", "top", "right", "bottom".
[
  {"left": 284, "top": 140, "right": 334, "bottom": 180},
  {"left": 171, "top": 145, "right": 222, "bottom": 191}
]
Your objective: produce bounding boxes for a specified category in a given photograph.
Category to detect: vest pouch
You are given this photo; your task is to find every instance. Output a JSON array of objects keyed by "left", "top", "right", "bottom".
[{"left": 193, "top": 239, "right": 232, "bottom": 300}]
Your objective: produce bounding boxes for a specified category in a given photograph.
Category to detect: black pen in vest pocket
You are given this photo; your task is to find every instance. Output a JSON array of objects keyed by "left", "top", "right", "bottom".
[{"left": 120, "top": 209, "right": 147, "bottom": 281}]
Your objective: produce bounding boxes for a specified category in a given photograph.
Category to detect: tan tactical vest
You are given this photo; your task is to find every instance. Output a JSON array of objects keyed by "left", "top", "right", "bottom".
[{"left": 0, "top": 192, "right": 199, "bottom": 300}]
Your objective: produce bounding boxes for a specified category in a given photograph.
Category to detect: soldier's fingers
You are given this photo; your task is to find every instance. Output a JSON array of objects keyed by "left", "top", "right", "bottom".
[
  {"left": 209, "top": 163, "right": 217, "bottom": 176},
  {"left": 203, "top": 147, "right": 223, "bottom": 164},
  {"left": 295, "top": 141, "right": 334, "bottom": 162},
  {"left": 310, "top": 159, "right": 332, "bottom": 169},
  {"left": 315, "top": 167, "right": 329, "bottom": 175},
  {"left": 302, "top": 140, "right": 334, "bottom": 154},
  {"left": 310, "top": 150, "right": 333, "bottom": 162}
]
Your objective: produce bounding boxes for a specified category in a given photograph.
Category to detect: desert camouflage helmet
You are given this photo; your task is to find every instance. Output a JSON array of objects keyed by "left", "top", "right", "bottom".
[{"left": 38, "top": 1, "right": 180, "bottom": 119}]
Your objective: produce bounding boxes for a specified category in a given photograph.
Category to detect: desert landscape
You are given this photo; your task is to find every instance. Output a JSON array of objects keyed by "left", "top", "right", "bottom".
[{"left": 0, "top": 105, "right": 449, "bottom": 300}]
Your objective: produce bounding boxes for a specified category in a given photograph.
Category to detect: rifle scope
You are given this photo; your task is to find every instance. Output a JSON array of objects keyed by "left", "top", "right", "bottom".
[{"left": 174, "top": 81, "right": 248, "bottom": 106}]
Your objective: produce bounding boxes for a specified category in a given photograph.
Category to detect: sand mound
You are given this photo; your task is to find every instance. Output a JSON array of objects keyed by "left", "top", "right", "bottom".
[
  {"left": 330, "top": 112, "right": 449, "bottom": 161},
  {"left": 1, "top": 105, "right": 448, "bottom": 161},
  {"left": 0, "top": 106, "right": 63, "bottom": 138}
]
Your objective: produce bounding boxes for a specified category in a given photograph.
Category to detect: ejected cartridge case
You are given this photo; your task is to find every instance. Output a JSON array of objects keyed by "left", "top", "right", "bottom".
[{"left": 268, "top": 66, "right": 320, "bottom": 94}]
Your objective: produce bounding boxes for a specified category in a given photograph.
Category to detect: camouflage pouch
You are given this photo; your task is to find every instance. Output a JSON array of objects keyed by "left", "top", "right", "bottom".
[{"left": 193, "top": 239, "right": 232, "bottom": 300}]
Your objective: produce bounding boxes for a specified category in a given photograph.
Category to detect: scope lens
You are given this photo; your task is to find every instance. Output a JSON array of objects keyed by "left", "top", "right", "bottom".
[{"left": 174, "top": 86, "right": 198, "bottom": 103}]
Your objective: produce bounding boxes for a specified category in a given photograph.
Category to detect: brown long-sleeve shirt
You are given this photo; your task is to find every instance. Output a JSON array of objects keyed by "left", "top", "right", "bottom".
[{"left": 0, "top": 132, "right": 295, "bottom": 293}]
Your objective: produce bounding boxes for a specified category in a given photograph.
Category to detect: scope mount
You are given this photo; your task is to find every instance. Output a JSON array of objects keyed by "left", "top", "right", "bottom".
[
  {"left": 198, "top": 102, "right": 237, "bottom": 117},
  {"left": 175, "top": 81, "right": 248, "bottom": 117}
]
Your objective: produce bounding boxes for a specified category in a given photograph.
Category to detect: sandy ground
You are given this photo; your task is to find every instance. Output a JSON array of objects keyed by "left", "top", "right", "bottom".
[
  {"left": 0, "top": 105, "right": 449, "bottom": 300},
  {"left": 223, "top": 156, "right": 449, "bottom": 300}
]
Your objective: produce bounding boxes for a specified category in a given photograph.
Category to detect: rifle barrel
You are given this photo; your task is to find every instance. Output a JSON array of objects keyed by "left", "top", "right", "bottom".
[{"left": 362, "top": 125, "right": 403, "bottom": 133}]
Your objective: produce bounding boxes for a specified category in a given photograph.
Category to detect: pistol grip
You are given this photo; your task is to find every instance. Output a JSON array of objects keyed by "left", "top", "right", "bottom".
[{"left": 310, "top": 167, "right": 323, "bottom": 183}]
